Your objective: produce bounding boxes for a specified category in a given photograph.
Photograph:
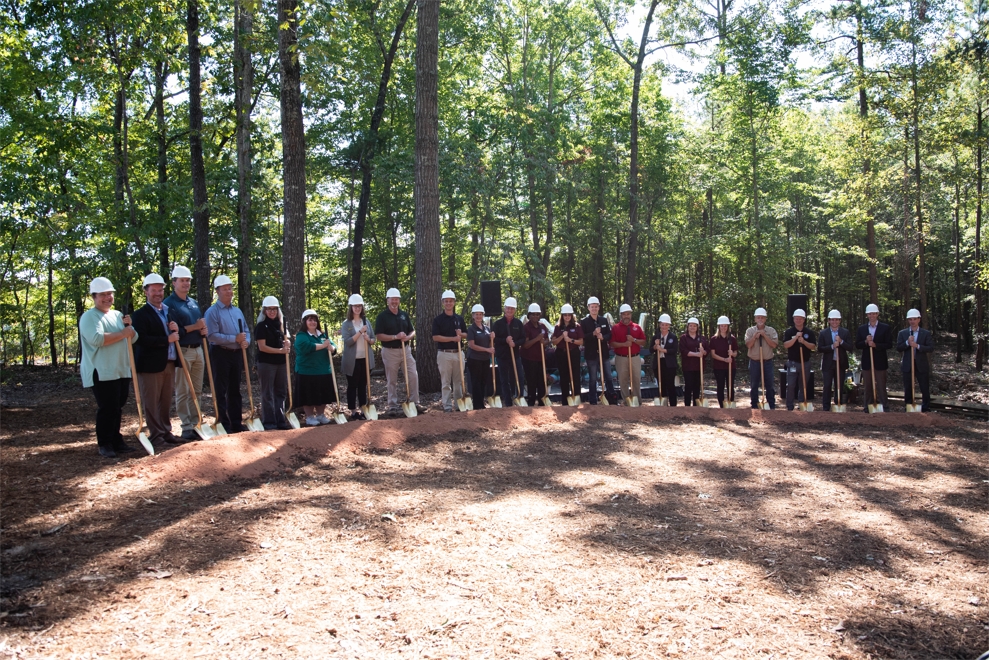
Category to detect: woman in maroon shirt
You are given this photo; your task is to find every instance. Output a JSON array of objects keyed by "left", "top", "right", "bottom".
[
  {"left": 709, "top": 315, "right": 739, "bottom": 407},
  {"left": 679, "top": 317, "right": 709, "bottom": 406},
  {"left": 552, "top": 304, "right": 584, "bottom": 403}
]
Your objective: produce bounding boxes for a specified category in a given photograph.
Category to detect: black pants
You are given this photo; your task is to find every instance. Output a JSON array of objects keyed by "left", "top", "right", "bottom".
[
  {"left": 523, "top": 358, "right": 546, "bottom": 405},
  {"left": 904, "top": 369, "right": 931, "bottom": 411},
  {"left": 714, "top": 369, "right": 735, "bottom": 406},
  {"left": 91, "top": 370, "right": 130, "bottom": 449},
  {"left": 467, "top": 358, "right": 489, "bottom": 410},
  {"left": 657, "top": 366, "right": 678, "bottom": 406},
  {"left": 210, "top": 346, "right": 244, "bottom": 432},
  {"left": 821, "top": 366, "right": 846, "bottom": 410},
  {"left": 683, "top": 370, "right": 701, "bottom": 406},
  {"left": 346, "top": 358, "right": 368, "bottom": 409},
  {"left": 556, "top": 347, "right": 580, "bottom": 400}
]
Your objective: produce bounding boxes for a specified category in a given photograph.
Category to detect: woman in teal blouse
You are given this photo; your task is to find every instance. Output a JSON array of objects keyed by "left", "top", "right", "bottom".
[{"left": 294, "top": 309, "right": 337, "bottom": 426}]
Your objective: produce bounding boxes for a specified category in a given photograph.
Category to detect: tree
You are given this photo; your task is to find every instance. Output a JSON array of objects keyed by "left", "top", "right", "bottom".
[{"left": 188, "top": 0, "right": 212, "bottom": 308}]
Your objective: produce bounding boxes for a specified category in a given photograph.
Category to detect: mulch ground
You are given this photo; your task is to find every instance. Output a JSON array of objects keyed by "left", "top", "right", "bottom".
[{"left": 1, "top": 365, "right": 987, "bottom": 659}]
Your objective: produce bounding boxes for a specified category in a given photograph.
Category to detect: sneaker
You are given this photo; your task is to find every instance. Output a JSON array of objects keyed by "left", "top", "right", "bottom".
[
  {"left": 316, "top": 414, "right": 332, "bottom": 425},
  {"left": 305, "top": 416, "right": 320, "bottom": 426}
]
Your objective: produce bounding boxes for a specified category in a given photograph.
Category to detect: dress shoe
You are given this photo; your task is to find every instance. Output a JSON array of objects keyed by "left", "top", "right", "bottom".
[
  {"left": 180, "top": 430, "right": 200, "bottom": 440},
  {"left": 164, "top": 434, "right": 190, "bottom": 445},
  {"left": 114, "top": 443, "right": 138, "bottom": 454},
  {"left": 276, "top": 423, "right": 294, "bottom": 430},
  {"left": 98, "top": 446, "right": 117, "bottom": 458}
]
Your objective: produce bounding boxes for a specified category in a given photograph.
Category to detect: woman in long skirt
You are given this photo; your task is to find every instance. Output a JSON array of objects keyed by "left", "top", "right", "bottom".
[{"left": 294, "top": 309, "right": 337, "bottom": 426}]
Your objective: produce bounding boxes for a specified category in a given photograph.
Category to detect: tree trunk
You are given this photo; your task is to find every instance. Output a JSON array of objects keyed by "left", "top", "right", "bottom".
[
  {"left": 955, "top": 176, "right": 962, "bottom": 362},
  {"left": 235, "top": 0, "right": 255, "bottom": 331},
  {"left": 857, "top": 9, "right": 879, "bottom": 304},
  {"left": 413, "top": 0, "right": 442, "bottom": 392},
  {"left": 976, "top": 99, "right": 985, "bottom": 369},
  {"left": 47, "top": 241, "right": 57, "bottom": 367},
  {"left": 188, "top": 0, "right": 212, "bottom": 309},
  {"left": 350, "top": 0, "right": 417, "bottom": 295},
  {"left": 154, "top": 60, "right": 169, "bottom": 278},
  {"left": 910, "top": 35, "right": 928, "bottom": 328},
  {"left": 278, "top": 0, "right": 308, "bottom": 328}
]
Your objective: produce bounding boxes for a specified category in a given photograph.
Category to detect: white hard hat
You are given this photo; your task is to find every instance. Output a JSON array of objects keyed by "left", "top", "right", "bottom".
[
  {"left": 793, "top": 308, "right": 806, "bottom": 318},
  {"left": 348, "top": 293, "right": 364, "bottom": 306},
  {"left": 214, "top": 275, "right": 233, "bottom": 289},
  {"left": 89, "top": 277, "right": 115, "bottom": 294},
  {"left": 471, "top": 304, "right": 485, "bottom": 314},
  {"left": 687, "top": 317, "right": 700, "bottom": 325},
  {"left": 561, "top": 304, "right": 574, "bottom": 314},
  {"left": 170, "top": 265, "right": 192, "bottom": 279},
  {"left": 262, "top": 295, "right": 280, "bottom": 308},
  {"left": 527, "top": 303, "right": 541, "bottom": 314},
  {"left": 717, "top": 316, "right": 730, "bottom": 325},
  {"left": 828, "top": 309, "right": 841, "bottom": 320},
  {"left": 754, "top": 307, "right": 768, "bottom": 317},
  {"left": 441, "top": 289, "right": 456, "bottom": 300},
  {"left": 504, "top": 297, "right": 518, "bottom": 308},
  {"left": 619, "top": 304, "right": 633, "bottom": 314},
  {"left": 386, "top": 288, "right": 401, "bottom": 299},
  {"left": 587, "top": 296, "right": 600, "bottom": 306},
  {"left": 906, "top": 308, "right": 921, "bottom": 319},
  {"left": 658, "top": 313, "right": 672, "bottom": 324},
  {"left": 301, "top": 309, "right": 318, "bottom": 321},
  {"left": 865, "top": 303, "right": 880, "bottom": 314},
  {"left": 142, "top": 273, "right": 165, "bottom": 287}
]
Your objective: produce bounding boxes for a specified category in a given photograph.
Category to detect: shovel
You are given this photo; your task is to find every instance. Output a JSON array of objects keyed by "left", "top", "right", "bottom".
[
  {"left": 653, "top": 338, "right": 668, "bottom": 407},
  {"left": 509, "top": 345, "right": 527, "bottom": 407},
  {"left": 563, "top": 339, "right": 580, "bottom": 406},
  {"left": 832, "top": 367, "right": 846, "bottom": 413},
  {"left": 756, "top": 337, "right": 771, "bottom": 410},
  {"left": 867, "top": 345, "right": 884, "bottom": 413},
  {"left": 697, "top": 349, "right": 713, "bottom": 407},
  {"left": 326, "top": 341, "right": 348, "bottom": 424},
  {"left": 456, "top": 347, "right": 472, "bottom": 411},
  {"left": 487, "top": 353, "right": 504, "bottom": 408},
  {"left": 237, "top": 320, "right": 266, "bottom": 431},
  {"left": 399, "top": 339, "right": 417, "bottom": 417},
  {"left": 175, "top": 343, "right": 214, "bottom": 439},
  {"left": 282, "top": 321, "right": 300, "bottom": 428},
  {"left": 724, "top": 351, "right": 737, "bottom": 408},
  {"left": 362, "top": 353, "right": 378, "bottom": 420},
  {"left": 123, "top": 329, "right": 154, "bottom": 456},
  {"left": 797, "top": 338, "right": 814, "bottom": 411},
  {"left": 598, "top": 337, "right": 611, "bottom": 405},
  {"left": 624, "top": 346, "right": 640, "bottom": 407},
  {"left": 538, "top": 336, "right": 554, "bottom": 407},
  {"left": 201, "top": 338, "right": 228, "bottom": 435},
  {"left": 906, "top": 342, "right": 922, "bottom": 413}
]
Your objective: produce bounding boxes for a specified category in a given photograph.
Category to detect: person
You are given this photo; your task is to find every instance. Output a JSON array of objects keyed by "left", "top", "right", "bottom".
[
  {"left": 855, "top": 303, "right": 893, "bottom": 412},
  {"left": 431, "top": 289, "right": 466, "bottom": 412},
  {"left": 611, "top": 304, "right": 646, "bottom": 402},
  {"left": 132, "top": 273, "right": 182, "bottom": 445},
  {"left": 710, "top": 316, "right": 738, "bottom": 407},
  {"left": 493, "top": 297, "right": 526, "bottom": 406},
  {"left": 341, "top": 294, "right": 376, "bottom": 420},
  {"left": 79, "top": 277, "right": 139, "bottom": 458},
  {"left": 374, "top": 288, "right": 422, "bottom": 414},
  {"left": 651, "top": 313, "right": 678, "bottom": 406},
  {"left": 896, "top": 308, "right": 934, "bottom": 411},
  {"left": 164, "top": 265, "right": 207, "bottom": 440},
  {"left": 744, "top": 307, "right": 778, "bottom": 409},
  {"left": 466, "top": 304, "right": 495, "bottom": 410},
  {"left": 521, "top": 303, "right": 550, "bottom": 405},
  {"left": 782, "top": 309, "right": 817, "bottom": 410},
  {"left": 254, "top": 296, "right": 292, "bottom": 430},
  {"left": 203, "top": 275, "right": 250, "bottom": 433},
  {"left": 295, "top": 309, "right": 337, "bottom": 425},
  {"left": 679, "top": 317, "right": 709, "bottom": 406},
  {"left": 581, "top": 297, "right": 614, "bottom": 405},
  {"left": 817, "top": 309, "right": 851, "bottom": 411},
  {"left": 552, "top": 304, "right": 584, "bottom": 402}
]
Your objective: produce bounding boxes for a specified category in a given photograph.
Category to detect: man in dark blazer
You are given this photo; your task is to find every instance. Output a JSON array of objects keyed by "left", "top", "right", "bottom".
[
  {"left": 818, "top": 309, "right": 852, "bottom": 411},
  {"left": 132, "top": 273, "right": 183, "bottom": 445},
  {"left": 896, "top": 308, "right": 935, "bottom": 411},
  {"left": 855, "top": 303, "right": 893, "bottom": 411},
  {"left": 651, "top": 313, "right": 679, "bottom": 406}
]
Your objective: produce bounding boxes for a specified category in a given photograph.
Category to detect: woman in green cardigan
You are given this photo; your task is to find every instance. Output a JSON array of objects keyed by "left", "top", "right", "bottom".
[{"left": 295, "top": 309, "right": 337, "bottom": 426}]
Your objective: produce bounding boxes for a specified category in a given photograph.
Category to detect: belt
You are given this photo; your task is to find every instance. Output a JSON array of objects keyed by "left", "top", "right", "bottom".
[
  {"left": 179, "top": 343, "right": 202, "bottom": 348},
  {"left": 438, "top": 347, "right": 460, "bottom": 352},
  {"left": 212, "top": 346, "right": 239, "bottom": 352}
]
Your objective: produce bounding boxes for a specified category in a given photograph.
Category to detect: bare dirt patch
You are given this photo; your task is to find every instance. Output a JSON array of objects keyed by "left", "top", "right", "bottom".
[{"left": 2, "top": 372, "right": 987, "bottom": 659}]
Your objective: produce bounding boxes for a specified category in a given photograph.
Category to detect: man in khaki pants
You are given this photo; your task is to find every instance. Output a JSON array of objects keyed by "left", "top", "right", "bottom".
[
  {"left": 431, "top": 290, "right": 466, "bottom": 412},
  {"left": 164, "top": 265, "right": 208, "bottom": 440},
  {"left": 374, "top": 288, "right": 423, "bottom": 414}
]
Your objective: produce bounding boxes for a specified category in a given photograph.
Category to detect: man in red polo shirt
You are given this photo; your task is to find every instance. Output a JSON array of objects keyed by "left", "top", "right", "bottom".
[{"left": 610, "top": 304, "right": 646, "bottom": 403}]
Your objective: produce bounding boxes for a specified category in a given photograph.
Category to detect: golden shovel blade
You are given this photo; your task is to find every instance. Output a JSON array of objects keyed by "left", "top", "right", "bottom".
[
  {"left": 402, "top": 401, "right": 418, "bottom": 418},
  {"left": 362, "top": 404, "right": 378, "bottom": 421},
  {"left": 626, "top": 396, "right": 640, "bottom": 407},
  {"left": 906, "top": 403, "right": 923, "bottom": 413},
  {"left": 286, "top": 411, "right": 301, "bottom": 429},
  {"left": 831, "top": 404, "right": 846, "bottom": 413},
  {"left": 193, "top": 425, "right": 213, "bottom": 440},
  {"left": 724, "top": 401, "right": 737, "bottom": 409},
  {"left": 567, "top": 395, "right": 580, "bottom": 406},
  {"left": 797, "top": 402, "right": 814, "bottom": 412},
  {"left": 138, "top": 431, "right": 154, "bottom": 456},
  {"left": 513, "top": 397, "right": 528, "bottom": 407},
  {"left": 758, "top": 399, "right": 772, "bottom": 410},
  {"left": 249, "top": 417, "right": 266, "bottom": 432},
  {"left": 214, "top": 422, "right": 228, "bottom": 436},
  {"left": 542, "top": 396, "right": 553, "bottom": 407},
  {"left": 333, "top": 409, "right": 349, "bottom": 424},
  {"left": 868, "top": 403, "right": 884, "bottom": 413},
  {"left": 653, "top": 397, "right": 668, "bottom": 407}
]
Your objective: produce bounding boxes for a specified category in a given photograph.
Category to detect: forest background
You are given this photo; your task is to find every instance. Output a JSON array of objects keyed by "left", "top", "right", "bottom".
[{"left": 1, "top": 0, "right": 985, "bottom": 391}]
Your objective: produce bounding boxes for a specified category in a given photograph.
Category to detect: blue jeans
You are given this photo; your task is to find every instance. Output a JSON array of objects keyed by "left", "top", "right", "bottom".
[
  {"left": 585, "top": 354, "right": 615, "bottom": 404},
  {"left": 748, "top": 359, "right": 776, "bottom": 409},
  {"left": 497, "top": 352, "right": 525, "bottom": 406}
]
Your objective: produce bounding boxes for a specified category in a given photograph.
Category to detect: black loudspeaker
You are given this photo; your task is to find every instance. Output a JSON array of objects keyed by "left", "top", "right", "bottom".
[
  {"left": 787, "top": 294, "right": 809, "bottom": 327},
  {"left": 481, "top": 281, "right": 501, "bottom": 316}
]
